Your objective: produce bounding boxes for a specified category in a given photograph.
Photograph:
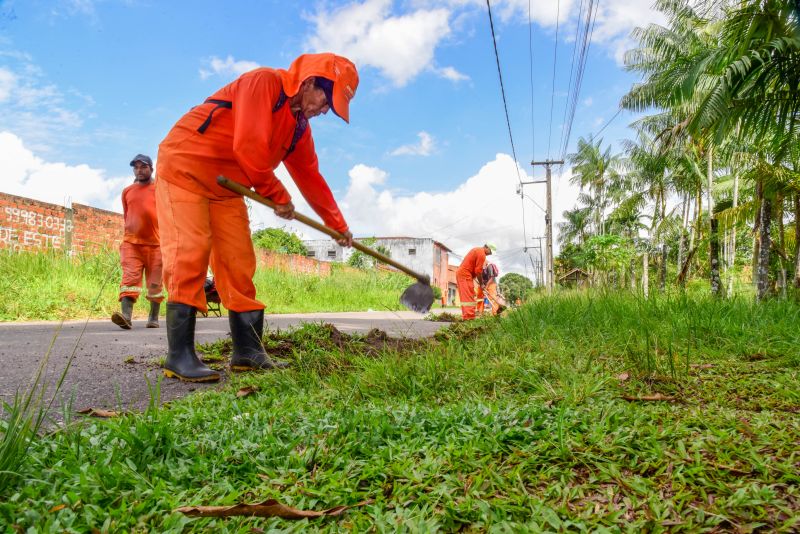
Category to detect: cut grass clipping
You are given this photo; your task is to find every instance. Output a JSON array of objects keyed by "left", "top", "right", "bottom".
[{"left": 1, "top": 292, "right": 799, "bottom": 532}]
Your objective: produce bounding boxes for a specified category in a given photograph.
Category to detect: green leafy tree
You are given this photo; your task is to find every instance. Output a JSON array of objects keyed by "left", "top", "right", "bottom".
[
  {"left": 499, "top": 273, "right": 534, "bottom": 304},
  {"left": 251, "top": 228, "right": 307, "bottom": 255},
  {"left": 347, "top": 238, "right": 391, "bottom": 269},
  {"left": 578, "top": 234, "right": 637, "bottom": 286}
]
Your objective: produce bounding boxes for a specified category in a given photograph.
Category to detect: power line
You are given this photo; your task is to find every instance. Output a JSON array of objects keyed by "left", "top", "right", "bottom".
[
  {"left": 485, "top": 0, "right": 524, "bottom": 185},
  {"left": 528, "top": 0, "right": 535, "bottom": 161},
  {"left": 546, "top": 0, "right": 561, "bottom": 159},
  {"left": 487, "top": 0, "right": 534, "bottom": 279},
  {"left": 560, "top": 0, "right": 599, "bottom": 159},
  {"left": 559, "top": 0, "right": 586, "bottom": 155},
  {"left": 592, "top": 107, "right": 623, "bottom": 139}
]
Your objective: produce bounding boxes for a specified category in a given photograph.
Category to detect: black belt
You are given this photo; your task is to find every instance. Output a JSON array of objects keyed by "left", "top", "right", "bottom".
[
  {"left": 195, "top": 93, "right": 307, "bottom": 157},
  {"left": 196, "top": 99, "right": 232, "bottom": 133}
]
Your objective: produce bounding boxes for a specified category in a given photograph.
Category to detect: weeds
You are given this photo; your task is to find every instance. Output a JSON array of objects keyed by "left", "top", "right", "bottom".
[
  {"left": 0, "top": 249, "right": 413, "bottom": 321},
  {"left": 1, "top": 292, "right": 799, "bottom": 531}
]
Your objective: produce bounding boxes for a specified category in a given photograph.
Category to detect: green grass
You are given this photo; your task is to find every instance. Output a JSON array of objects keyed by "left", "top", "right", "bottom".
[
  {"left": 0, "top": 250, "right": 412, "bottom": 321},
  {"left": 1, "top": 292, "right": 799, "bottom": 531}
]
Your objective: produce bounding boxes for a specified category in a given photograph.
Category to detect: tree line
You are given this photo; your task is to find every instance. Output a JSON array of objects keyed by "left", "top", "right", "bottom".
[{"left": 557, "top": 0, "right": 799, "bottom": 300}]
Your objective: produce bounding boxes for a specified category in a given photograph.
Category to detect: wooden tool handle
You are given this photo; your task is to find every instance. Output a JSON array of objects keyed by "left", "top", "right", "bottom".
[{"left": 217, "top": 176, "right": 430, "bottom": 284}]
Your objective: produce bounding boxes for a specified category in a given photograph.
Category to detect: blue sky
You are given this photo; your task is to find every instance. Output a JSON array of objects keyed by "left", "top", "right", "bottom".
[{"left": 0, "top": 0, "right": 664, "bottom": 277}]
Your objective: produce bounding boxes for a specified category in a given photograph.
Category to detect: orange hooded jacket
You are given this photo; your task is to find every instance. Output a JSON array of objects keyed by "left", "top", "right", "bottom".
[
  {"left": 457, "top": 247, "right": 487, "bottom": 279},
  {"left": 157, "top": 54, "right": 354, "bottom": 233}
]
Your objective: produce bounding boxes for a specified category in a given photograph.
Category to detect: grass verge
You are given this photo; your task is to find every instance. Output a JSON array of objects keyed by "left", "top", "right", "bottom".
[
  {"left": 1, "top": 291, "right": 798, "bottom": 531},
  {"left": 0, "top": 250, "right": 412, "bottom": 321}
]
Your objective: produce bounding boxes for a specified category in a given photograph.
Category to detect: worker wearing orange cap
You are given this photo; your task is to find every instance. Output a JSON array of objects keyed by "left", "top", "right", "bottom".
[
  {"left": 456, "top": 244, "right": 495, "bottom": 320},
  {"left": 112, "top": 154, "right": 164, "bottom": 330},
  {"left": 156, "top": 53, "right": 358, "bottom": 382}
]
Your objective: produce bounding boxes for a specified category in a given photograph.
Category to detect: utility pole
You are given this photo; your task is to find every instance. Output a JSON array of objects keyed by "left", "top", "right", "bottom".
[
  {"left": 525, "top": 237, "right": 545, "bottom": 287},
  {"left": 527, "top": 160, "right": 563, "bottom": 293}
]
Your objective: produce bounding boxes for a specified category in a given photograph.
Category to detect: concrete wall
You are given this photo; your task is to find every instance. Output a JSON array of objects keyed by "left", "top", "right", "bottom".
[
  {"left": 303, "top": 237, "right": 452, "bottom": 300},
  {"left": 255, "top": 248, "right": 333, "bottom": 276},
  {"left": 0, "top": 192, "right": 123, "bottom": 255}
]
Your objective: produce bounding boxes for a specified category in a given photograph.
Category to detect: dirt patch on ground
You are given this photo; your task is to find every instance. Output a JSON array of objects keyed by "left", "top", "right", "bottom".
[
  {"left": 196, "top": 323, "right": 431, "bottom": 367},
  {"left": 425, "top": 312, "right": 462, "bottom": 322}
]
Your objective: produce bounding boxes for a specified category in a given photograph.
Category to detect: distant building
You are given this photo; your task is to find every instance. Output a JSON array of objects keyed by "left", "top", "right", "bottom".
[
  {"left": 558, "top": 268, "right": 589, "bottom": 288},
  {"left": 303, "top": 237, "right": 453, "bottom": 303}
]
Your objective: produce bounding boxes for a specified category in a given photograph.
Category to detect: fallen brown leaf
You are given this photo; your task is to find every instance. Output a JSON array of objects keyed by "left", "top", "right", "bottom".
[
  {"left": 175, "top": 498, "right": 374, "bottom": 519},
  {"left": 49, "top": 504, "right": 67, "bottom": 513},
  {"left": 77, "top": 408, "right": 121, "bottom": 418},
  {"left": 236, "top": 386, "right": 259, "bottom": 398},
  {"left": 620, "top": 394, "right": 677, "bottom": 402}
]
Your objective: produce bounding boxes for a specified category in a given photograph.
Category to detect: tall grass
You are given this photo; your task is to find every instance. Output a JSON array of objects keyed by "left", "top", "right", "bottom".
[
  {"left": 0, "top": 249, "right": 121, "bottom": 321},
  {"left": 501, "top": 290, "right": 800, "bottom": 375},
  {"left": 1, "top": 258, "right": 116, "bottom": 496},
  {"left": 253, "top": 264, "right": 410, "bottom": 313},
  {"left": 0, "top": 250, "right": 413, "bottom": 321}
]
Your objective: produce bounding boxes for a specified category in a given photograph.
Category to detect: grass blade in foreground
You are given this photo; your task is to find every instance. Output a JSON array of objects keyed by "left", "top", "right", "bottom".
[{"left": 1, "top": 292, "right": 799, "bottom": 531}]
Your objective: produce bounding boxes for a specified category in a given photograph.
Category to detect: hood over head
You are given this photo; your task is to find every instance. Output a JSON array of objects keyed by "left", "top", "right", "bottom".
[{"left": 278, "top": 53, "right": 359, "bottom": 123}]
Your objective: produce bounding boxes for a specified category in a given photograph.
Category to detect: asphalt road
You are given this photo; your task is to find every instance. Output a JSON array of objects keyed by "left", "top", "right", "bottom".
[{"left": 0, "top": 310, "right": 453, "bottom": 421}]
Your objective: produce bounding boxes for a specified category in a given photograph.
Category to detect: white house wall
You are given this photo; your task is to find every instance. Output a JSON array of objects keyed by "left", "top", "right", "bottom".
[{"left": 303, "top": 237, "right": 436, "bottom": 279}]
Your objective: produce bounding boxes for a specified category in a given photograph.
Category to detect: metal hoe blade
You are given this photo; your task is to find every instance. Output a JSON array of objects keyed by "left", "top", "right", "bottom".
[{"left": 400, "top": 281, "right": 435, "bottom": 313}]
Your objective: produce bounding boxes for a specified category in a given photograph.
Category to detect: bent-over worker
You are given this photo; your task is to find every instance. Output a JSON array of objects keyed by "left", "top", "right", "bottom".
[
  {"left": 112, "top": 154, "right": 164, "bottom": 329},
  {"left": 456, "top": 243, "right": 495, "bottom": 320},
  {"left": 156, "top": 53, "right": 358, "bottom": 382}
]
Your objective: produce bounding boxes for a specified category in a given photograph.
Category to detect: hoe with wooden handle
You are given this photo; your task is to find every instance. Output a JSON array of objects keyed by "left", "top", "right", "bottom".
[{"left": 217, "top": 176, "right": 435, "bottom": 313}]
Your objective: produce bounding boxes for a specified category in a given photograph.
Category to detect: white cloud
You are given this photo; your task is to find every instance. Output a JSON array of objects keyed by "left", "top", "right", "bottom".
[
  {"left": 306, "top": 0, "right": 453, "bottom": 87},
  {"left": 496, "top": 0, "right": 576, "bottom": 26},
  {"left": 583, "top": 96, "right": 593, "bottom": 107},
  {"left": 0, "top": 53, "right": 93, "bottom": 154},
  {"left": 247, "top": 153, "right": 580, "bottom": 279},
  {"left": 0, "top": 67, "right": 17, "bottom": 102},
  {"left": 390, "top": 131, "right": 436, "bottom": 156},
  {"left": 199, "top": 55, "right": 260, "bottom": 80},
  {"left": 434, "top": 66, "right": 469, "bottom": 82},
  {"left": 0, "top": 131, "right": 128, "bottom": 211},
  {"left": 478, "top": 0, "right": 665, "bottom": 65}
]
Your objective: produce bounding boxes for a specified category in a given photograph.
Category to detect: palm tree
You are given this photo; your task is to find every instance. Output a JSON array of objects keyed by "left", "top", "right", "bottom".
[
  {"left": 568, "top": 137, "right": 622, "bottom": 236},
  {"left": 558, "top": 206, "right": 593, "bottom": 246}
]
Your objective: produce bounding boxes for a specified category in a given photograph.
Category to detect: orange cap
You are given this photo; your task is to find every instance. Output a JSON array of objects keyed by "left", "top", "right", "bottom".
[{"left": 279, "top": 53, "right": 359, "bottom": 123}]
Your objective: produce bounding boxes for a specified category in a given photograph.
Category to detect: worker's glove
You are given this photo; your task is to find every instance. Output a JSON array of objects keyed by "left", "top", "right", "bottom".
[
  {"left": 336, "top": 230, "right": 353, "bottom": 247},
  {"left": 274, "top": 201, "right": 295, "bottom": 220}
]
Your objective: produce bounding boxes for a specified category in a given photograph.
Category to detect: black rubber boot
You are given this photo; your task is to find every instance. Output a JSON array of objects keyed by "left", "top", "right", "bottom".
[
  {"left": 146, "top": 301, "right": 160, "bottom": 328},
  {"left": 111, "top": 297, "right": 134, "bottom": 330},
  {"left": 229, "top": 310, "right": 289, "bottom": 371},
  {"left": 163, "top": 302, "right": 220, "bottom": 382}
]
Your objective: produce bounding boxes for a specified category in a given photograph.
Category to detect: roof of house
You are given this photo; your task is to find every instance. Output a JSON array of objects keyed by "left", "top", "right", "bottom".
[{"left": 558, "top": 268, "right": 589, "bottom": 281}]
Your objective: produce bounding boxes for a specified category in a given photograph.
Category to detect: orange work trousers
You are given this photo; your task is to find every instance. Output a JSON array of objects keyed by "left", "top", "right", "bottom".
[
  {"left": 119, "top": 241, "right": 164, "bottom": 303},
  {"left": 485, "top": 280, "right": 501, "bottom": 315},
  {"left": 156, "top": 178, "right": 262, "bottom": 313},
  {"left": 457, "top": 272, "right": 477, "bottom": 320},
  {"left": 475, "top": 283, "right": 485, "bottom": 316}
]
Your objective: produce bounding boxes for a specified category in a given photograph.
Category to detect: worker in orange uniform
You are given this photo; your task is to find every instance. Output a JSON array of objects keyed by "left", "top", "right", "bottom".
[
  {"left": 156, "top": 53, "right": 357, "bottom": 382},
  {"left": 475, "top": 282, "right": 486, "bottom": 316},
  {"left": 112, "top": 154, "right": 164, "bottom": 330},
  {"left": 456, "top": 244, "right": 495, "bottom": 320},
  {"left": 481, "top": 261, "right": 506, "bottom": 315}
]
